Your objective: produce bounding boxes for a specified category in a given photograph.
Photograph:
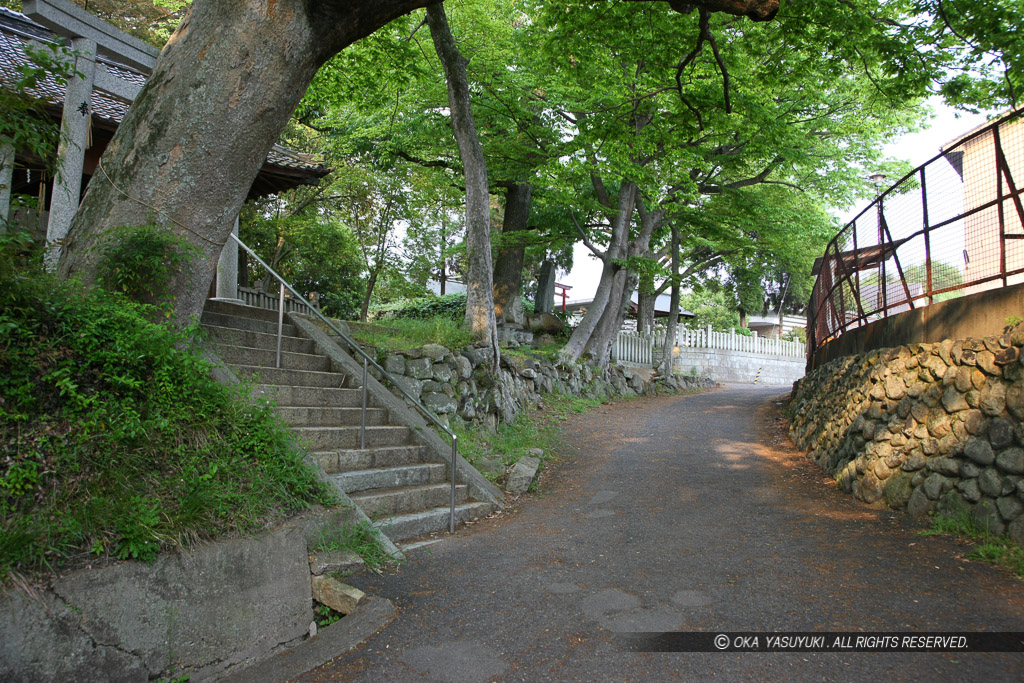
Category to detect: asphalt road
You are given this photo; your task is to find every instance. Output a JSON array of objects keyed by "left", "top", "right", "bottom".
[{"left": 299, "top": 384, "right": 1024, "bottom": 682}]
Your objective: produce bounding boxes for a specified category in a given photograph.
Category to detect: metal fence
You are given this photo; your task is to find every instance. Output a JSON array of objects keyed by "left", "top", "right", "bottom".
[{"left": 807, "top": 108, "right": 1024, "bottom": 354}]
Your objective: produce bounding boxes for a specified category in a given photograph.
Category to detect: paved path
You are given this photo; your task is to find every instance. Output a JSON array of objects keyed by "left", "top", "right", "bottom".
[{"left": 300, "top": 385, "right": 1024, "bottom": 681}]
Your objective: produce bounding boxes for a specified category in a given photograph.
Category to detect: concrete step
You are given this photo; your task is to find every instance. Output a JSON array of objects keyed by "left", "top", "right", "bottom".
[
  {"left": 211, "top": 343, "right": 333, "bottom": 373},
  {"left": 204, "top": 299, "right": 288, "bottom": 324},
  {"left": 254, "top": 384, "right": 367, "bottom": 408},
  {"left": 329, "top": 463, "right": 447, "bottom": 494},
  {"left": 372, "top": 502, "right": 493, "bottom": 543},
  {"left": 275, "top": 406, "right": 389, "bottom": 427},
  {"left": 201, "top": 310, "right": 299, "bottom": 337},
  {"left": 201, "top": 324, "right": 315, "bottom": 355},
  {"left": 313, "top": 445, "right": 427, "bottom": 474},
  {"left": 351, "top": 483, "right": 468, "bottom": 519},
  {"left": 292, "top": 426, "right": 411, "bottom": 450},
  {"left": 230, "top": 365, "right": 349, "bottom": 389}
]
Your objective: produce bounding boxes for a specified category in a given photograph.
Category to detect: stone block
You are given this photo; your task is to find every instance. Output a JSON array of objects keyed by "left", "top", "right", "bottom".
[
  {"left": 907, "top": 487, "right": 935, "bottom": 517},
  {"left": 421, "top": 343, "right": 448, "bottom": 361},
  {"left": 996, "top": 447, "right": 1024, "bottom": 474},
  {"left": 310, "top": 549, "right": 364, "bottom": 577},
  {"left": 964, "top": 437, "right": 995, "bottom": 465},
  {"left": 389, "top": 375, "right": 424, "bottom": 401},
  {"left": 383, "top": 354, "right": 406, "bottom": 375},
  {"left": 405, "top": 357, "right": 433, "bottom": 380},
  {"left": 989, "top": 417, "right": 1015, "bottom": 449},
  {"left": 422, "top": 391, "right": 457, "bottom": 414},
  {"left": 942, "top": 386, "right": 969, "bottom": 413},
  {"left": 972, "top": 498, "right": 1006, "bottom": 536},
  {"left": 312, "top": 576, "right": 365, "bottom": 615},
  {"left": 506, "top": 455, "right": 541, "bottom": 494}
]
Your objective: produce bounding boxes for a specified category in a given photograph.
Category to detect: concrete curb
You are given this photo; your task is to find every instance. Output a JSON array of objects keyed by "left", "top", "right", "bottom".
[{"left": 218, "top": 596, "right": 397, "bottom": 683}]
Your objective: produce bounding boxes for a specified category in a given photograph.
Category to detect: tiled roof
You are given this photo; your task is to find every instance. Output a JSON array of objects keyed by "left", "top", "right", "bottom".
[{"left": 0, "top": 7, "right": 327, "bottom": 179}]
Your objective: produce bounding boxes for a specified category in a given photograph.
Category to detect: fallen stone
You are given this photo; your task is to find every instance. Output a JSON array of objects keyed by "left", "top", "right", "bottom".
[
  {"left": 312, "top": 576, "right": 365, "bottom": 615},
  {"left": 506, "top": 455, "right": 541, "bottom": 494}
]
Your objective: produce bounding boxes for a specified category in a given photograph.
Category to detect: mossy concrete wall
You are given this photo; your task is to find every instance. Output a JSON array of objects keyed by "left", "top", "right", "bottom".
[
  {"left": 0, "top": 508, "right": 356, "bottom": 682},
  {"left": 790, "top": 326, "right": 1024, "bottom": 545}
]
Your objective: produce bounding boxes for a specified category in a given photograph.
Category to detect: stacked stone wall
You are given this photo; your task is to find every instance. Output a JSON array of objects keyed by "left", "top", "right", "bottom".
[
  {"left": 374, "top": 342, "right": 714, "bottom": 431},
  {"left": 789, "top": 327, "right": 1024, "bottom": 544}
]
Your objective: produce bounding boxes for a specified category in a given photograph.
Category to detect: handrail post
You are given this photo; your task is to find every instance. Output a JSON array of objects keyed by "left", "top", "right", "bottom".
[
  {"left": 276, "top": 282, "right": 285, "bottom": 369},
  {"left": 450, "top": 435, "right": 458, "bottom": 534},
  {"left": 360, "top": 357, "right": 368, "bottom": 450}
]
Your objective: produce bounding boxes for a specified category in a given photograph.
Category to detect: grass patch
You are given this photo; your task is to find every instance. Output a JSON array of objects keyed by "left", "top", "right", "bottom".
[
  {"left": 345, "top": 316, "right": 473, "bottom": 355},
  {"left": 1, "top": 249, "right": 334, "bottom": 581},
  {"left": 453, "top": 393, "right": 605, "bottom": 478},
  {"left": 310, "top": 519, "right": 392, "bottom": 571},
  {"left": 921, "top": 509, "right": 1024, "bottom": 579}
]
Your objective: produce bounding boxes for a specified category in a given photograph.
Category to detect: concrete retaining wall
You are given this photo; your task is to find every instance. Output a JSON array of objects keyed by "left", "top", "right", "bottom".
[
  {"left": 809, "top": 281, "right": 1024, "bottom": 371},
  {"left": 673, "top": 347, "right": 806, "bottom": 385},
  {"left": 0, "top": 508, "right": 355, "bottom": 682}
]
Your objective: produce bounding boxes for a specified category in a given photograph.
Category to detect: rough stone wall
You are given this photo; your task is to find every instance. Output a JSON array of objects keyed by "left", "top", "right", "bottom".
[
  {"left": 789, "top": 328, "right": 1024, "bottom": 545},
  {"left": 673, "top": 347, "right": 805, "bottom": 385},
  {"left": 375, "top": 342, "right": 714, "bottom": 432}
]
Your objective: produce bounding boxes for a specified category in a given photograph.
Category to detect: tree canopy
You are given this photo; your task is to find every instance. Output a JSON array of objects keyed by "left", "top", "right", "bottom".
[{"left": 6, "top": 0, "right": 1018, "bottom": 367}]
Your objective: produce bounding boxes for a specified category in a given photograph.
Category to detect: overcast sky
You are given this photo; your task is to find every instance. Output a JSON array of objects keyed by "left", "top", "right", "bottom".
[{"left": 557, "top": 100, "right": 994, "bottom": 301}]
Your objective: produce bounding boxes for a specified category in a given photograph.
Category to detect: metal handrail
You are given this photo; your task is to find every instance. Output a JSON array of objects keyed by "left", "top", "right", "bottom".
[{"left": 229, "top": 233, "right": 460, "bottom": 533}]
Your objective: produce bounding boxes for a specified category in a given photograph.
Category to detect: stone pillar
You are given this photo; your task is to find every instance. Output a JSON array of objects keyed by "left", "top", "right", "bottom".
[
  {"left": 0, "top": 140, "right": 13, "bottom": 232},
  {"left": 214, "top": 216, "right": 242, "bottom": 301},
  {"left": 45, "top": 37, "right": 97, "bottom": 270}
]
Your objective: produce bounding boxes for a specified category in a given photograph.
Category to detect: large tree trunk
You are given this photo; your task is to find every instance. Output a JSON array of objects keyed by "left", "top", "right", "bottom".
[
  {"left": 56, "top": 0, "right": 431, "bottom": 323},
  {"left": 492, "top": 183, "right": 532, "bottom": 326},
  {"left": 661, "top": 224, "right": 680, "bottom": 375},
  {"left": 559, "top": 181, "right": 636, "bottom": 364},
  {"left": 636, "top": 272, "right": 656, "bottom": 333},
  {"left": 534, "top": 259, "right": 556, "bottom": 314},
  {"left": 426, "top": 4, "right": 499, "bottom": 367}
]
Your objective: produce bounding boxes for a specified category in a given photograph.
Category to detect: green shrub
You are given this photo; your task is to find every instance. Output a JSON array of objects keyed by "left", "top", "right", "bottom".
[
  {"left": 347, "top": 316, "right": 473, "bottom": 354},
  {"left": 0, "top": 258, "right": 333, "bottom": 579},
  {"left": 371, "top": 292, "right": 468, "bottom": 321},
  {"left": 95, "top": 222, "right": 198, "bottom": 313}
]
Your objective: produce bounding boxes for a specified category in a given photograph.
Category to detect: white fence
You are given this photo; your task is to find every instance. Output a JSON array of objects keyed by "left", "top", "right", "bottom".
[{"left": 612, "top": 325, "right": 806, "bottom": 367}]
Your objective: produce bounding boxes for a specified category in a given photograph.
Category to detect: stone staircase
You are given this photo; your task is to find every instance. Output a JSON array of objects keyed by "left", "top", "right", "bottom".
[{"left": 200, "top": 299, "right": 493, "bottom": 545}]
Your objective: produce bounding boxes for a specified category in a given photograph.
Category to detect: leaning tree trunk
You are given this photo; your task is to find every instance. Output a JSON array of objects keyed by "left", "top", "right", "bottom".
[
  {"left": 661, "top": 224, "right": 680, "bottom": 375},
  {"left": 56, "top": 0, "right": 431, "bottom": 323},
  {"left": 426, "top": 4, "right": 499, "bottom": 367},
  {"left": 492, "top": 182, "right": 532, "bottom": 326},
  {"left": 559, "top": 182, "right": 636, "bottom": 364}
]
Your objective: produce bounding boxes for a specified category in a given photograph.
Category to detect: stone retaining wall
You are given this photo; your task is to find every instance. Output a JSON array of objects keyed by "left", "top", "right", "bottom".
[
  {"left": 373, "top": 342, "right": 715, "bottom": 432},
  {"left": 789, "top": 327, "right": 1024, "bottom": 545}
]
